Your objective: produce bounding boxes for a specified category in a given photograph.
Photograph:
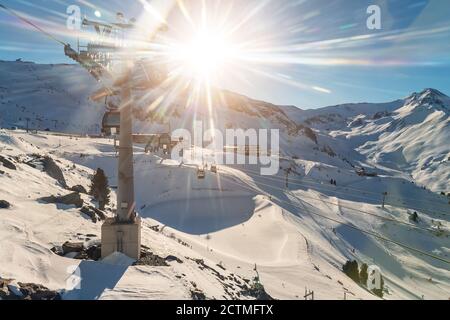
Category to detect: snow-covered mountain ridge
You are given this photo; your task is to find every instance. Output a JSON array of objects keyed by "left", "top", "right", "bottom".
[
  {"left": 0, "top": 61, "right": 449, "bottom": 300},
  {"left": 1, "top": 60, "right": 447, "bottom": 194}
]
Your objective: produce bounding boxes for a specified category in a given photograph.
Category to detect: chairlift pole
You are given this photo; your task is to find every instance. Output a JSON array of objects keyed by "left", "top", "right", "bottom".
[
  {"left": 286, "top": 168, "right": 291, "bottom": 188},
  {"left": 382, "top": 192, "right": 388, "bottom": 209},
  {"left": 101, "top": 62, "right": 141, "bottom": 260},
  {"left": 116, "top": 74, "right": 135, "bottom": 222}
]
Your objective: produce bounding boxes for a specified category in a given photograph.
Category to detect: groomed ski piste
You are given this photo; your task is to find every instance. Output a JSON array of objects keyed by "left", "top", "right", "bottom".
[{"left": 0, "top": 127, "right": 449, "bottom": 300}]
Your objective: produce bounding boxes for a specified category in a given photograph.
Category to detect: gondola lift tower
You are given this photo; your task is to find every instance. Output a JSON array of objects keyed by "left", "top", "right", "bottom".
[
  {"left": 0, "top": 4, "right": 167, "bottom": 260},
  {"left": 66, "top": 13, "right": 168, "bottom": 259}
]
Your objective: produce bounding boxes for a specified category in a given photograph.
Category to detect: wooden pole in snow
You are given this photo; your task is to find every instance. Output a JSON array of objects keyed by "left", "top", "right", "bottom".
[{"left": 382, "top": 192, "right": 388, "bottom": 209}]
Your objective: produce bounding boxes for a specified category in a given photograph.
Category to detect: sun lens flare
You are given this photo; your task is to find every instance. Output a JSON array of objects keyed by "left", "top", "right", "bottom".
[{"left": 170, "top": 28, "right": 234, "bottom": 81}]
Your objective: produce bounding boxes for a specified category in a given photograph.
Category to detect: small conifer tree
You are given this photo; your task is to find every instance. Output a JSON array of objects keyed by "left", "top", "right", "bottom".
[{"left": 90, "top": 168, "right": 110, "bottom": 210}]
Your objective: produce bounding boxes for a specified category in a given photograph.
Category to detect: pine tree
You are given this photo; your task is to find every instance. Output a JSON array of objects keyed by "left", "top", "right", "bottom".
[
  {"left": 343, "top": 260, "right": 360, "bottom": 283},
  {"left": 359, "top": 263, "right": 369, "bottom": 285},
  {"left": 90, "top": 168, "right": 110, "bottom": 210},
  {"left": 411, "top": 211, "right": 419, "bottom": 223}
]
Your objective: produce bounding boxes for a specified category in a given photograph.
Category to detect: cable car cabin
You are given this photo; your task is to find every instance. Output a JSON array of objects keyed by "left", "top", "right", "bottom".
[
  {"left": 102, "top": 110, "right": 120, "bottom": 136},
  {"left": 143, "top": 133, "right": 173, "bottom": 154},
  {"left": 197, "top": 167, "right": 206, "bottom": 179}
]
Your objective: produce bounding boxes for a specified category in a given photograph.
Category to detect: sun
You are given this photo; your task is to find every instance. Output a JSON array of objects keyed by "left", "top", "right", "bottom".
[{"left": 170, "top": 28, "right": 234, "bottom": 80}]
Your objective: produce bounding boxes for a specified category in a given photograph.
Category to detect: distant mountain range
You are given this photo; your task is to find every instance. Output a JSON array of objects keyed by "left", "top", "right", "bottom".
[{"left": 0, "top": 60, "right": 448, "bottom": 192}]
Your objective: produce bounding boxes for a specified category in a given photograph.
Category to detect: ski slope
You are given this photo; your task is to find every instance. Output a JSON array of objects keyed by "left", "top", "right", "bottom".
[
  {"left": 0, "top": 61, "right": 449, "bottom": 300},
  {"left": 1, "top": 129, "right": 449, "bottom": 300}
]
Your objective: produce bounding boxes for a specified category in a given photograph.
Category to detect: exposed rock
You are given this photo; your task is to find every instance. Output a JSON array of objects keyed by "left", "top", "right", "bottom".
[
  {"left": 50, "top": 245, "right": 64, "bottom": 256},
  {"left": 17, "top": 282, "right": 61, "bottom": 300},
  {"left": 134, "top": 248, "right": 170, "bottom": 266},
  {"left": 40, "top": 192, "right": 83, "bottom": 208},
  {"left": 190, "top": 288, "right": 207, "bottom": 300},
  {"left": 373, "top": 111, "right": 391, "bottom": 120},
  {"left": 88, "top": 206, "right": 106, "bottom": 220},
  {"left": 321, "top": 145, "right": 336, "bottom": 157},
  {"left": 149, "top": 225, "right": 160, "bottom": 232},
  {"left": 62, "top": 241, "right": 84, "bottom": 254},
  {"left": 52, "top": 242, "right": 101, "bottom": 261},
  {"left": 165, "top": 255, "right": 183, "bottom": 264},
  {"left": 42, "top": 156, "right": 67, "bottom": 188},
  {"left": 0, "top": 200, "right": 11, "bottom": 209},
  {"left": 242, "top": 282, "right": 274, "bottom": 300},
  {"left": 80, "top": 205, "right": 106, "bottom": 223},
  {"left": 0, "top": 278, "right": 60, "bottom": 300},
  {"left": 300, "top": 125, "right": 318, "bottom": 144},
  {"left": 216, "top": 263, "right": 226, "bottom": 271},
  {"left": 80, "top": 206, "right": 97, "bottom": 223},
  {"left": 70, "top": 185, "right": 88, "bottom": 194},
  {"left": 0, "top": 278, "right": 16, "bottom": 300},
  {"left": 0, "top": 155, "right": 16, "bottom": 170},
  {"left": 85, "top": 245, "right": 102, "bottom": 261}
]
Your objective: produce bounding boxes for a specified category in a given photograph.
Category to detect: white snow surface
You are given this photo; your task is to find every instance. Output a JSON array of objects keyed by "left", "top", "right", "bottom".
[
  {"left": 0, "top": 62, "right": 449, "bottom": 300},
  {"left": 0, "top": 129, "right": 449, "bottom": 300}
]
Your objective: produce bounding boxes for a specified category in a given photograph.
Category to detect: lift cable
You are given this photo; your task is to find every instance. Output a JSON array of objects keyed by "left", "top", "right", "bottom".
[
  {"left": 221, "top": 174, "right": 450, "bottom": 265},
  {"left": 0, "top": 3, "right": 68, "bottom": 46},
  {"left": 240, "top": 166, "right": 447, "bottom": 207},
  {"left": 225, "top": 171, "right": 442, "bottom": 233},
  {"left": 237, "top": 166, "right": 449, "bottom": 215}
]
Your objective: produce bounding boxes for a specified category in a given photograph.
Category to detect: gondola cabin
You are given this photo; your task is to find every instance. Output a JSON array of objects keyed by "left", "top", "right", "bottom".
[
  {"left": 197, "top": 167, "right": 206, "bottom": 179},
  {"left": 101, "top": 110, "right": 120, "bottom": 136}
]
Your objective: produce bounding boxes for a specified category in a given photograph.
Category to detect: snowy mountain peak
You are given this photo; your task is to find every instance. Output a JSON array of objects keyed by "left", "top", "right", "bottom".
[
  {"left": 422, "top": 88, "right": 447, "bottom": 97},
  {"left": 405, "top": 88, "right": 449, "bottom": 109}
]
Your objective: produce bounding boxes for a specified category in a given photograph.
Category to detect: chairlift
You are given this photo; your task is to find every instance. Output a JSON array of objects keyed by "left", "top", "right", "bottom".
[
  {"left": 101, "top": 110, "right": 120, "bottom": 136},
  {"left": 197, "top": 166, "right": 206, "bottom": 179}
]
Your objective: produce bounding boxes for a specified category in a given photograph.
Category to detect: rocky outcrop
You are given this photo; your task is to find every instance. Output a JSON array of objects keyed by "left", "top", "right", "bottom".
[
  {"left": 70, "top": 185, "right": 88, "bottom": 194},
  {"left": 0, "top": 278, "right": 60, "bottom": 300},
  {"left": 85, "top": 244, "right": 102, "bottom": 261},
  {"left": 40, "top": 192, "right": 83, "bottom": 208},
  {"left": 61, "top": 241, "right": 84, "bottom": 254},
  {"left": 242, "top": 282, "right": 274, "bottom": 300},
  {"left": 133, "top": 248, "right": 170, "bottom": 267},
  {"left": 17, "top": 282, "right": 61, "bottom": 300},
  {"left": 0, "top": 200, "right": 11, "bottom": 209},
  {"left": 0, "top": 155, "right": 16, "bottom": 170},
  {"left": 52, "top": 241, "right": 101, "bottom": 261},
  {"left": 80, "top": 205, "right": 106, "bottom": 223},
  {"left": 42, "top": 156, "right": 67, "bottom": 188}
]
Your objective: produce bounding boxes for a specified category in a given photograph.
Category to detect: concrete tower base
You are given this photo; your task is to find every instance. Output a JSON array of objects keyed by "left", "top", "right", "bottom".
[{"left": 101, "top": 217, "right": 141, "bottom": 260}]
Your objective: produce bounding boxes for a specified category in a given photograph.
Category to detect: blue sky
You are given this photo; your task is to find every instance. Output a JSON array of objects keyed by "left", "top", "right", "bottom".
[{"left": 0, "top": 0, "right": 449, "bottom": 109}]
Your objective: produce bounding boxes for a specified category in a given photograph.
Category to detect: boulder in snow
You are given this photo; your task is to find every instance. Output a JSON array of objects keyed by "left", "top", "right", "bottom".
[
  {"left": 0, "top": 200, "right": 11, "bottom": 209},
  {"left": 0, "top": 155, "right": 16, "bottom": 170},
  {"left": 42, "top": 156, "right": 67, "bottom": 188},
  {"left": 0, "top": 278, "right": 60, "bottom": 300},
  {"left": 17, "top": 282, "right": 61, "bottom": 300},
  {"left": 80, "top": 206, "right": 98, "bottom": 223},
  {"left": 40, "top": 192, "right": 83, "bottom": 208},
  {"left": 134, "top": 248, "right": 169, "bottom": 266},
  {"left": 50, "top": 245, "right": 64, "bottom": 256},
  {"left": 80, "top": 205, "right": 106, "bottom": 223},
  {"left": 62, "top": 241, "right": 84, "bottom": 254},
  {"left": 85, "top": 245, "right": 102, "bottom": 261},
  {"left": 70, "top": 185, "right": 88, "bottom": 194}
]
